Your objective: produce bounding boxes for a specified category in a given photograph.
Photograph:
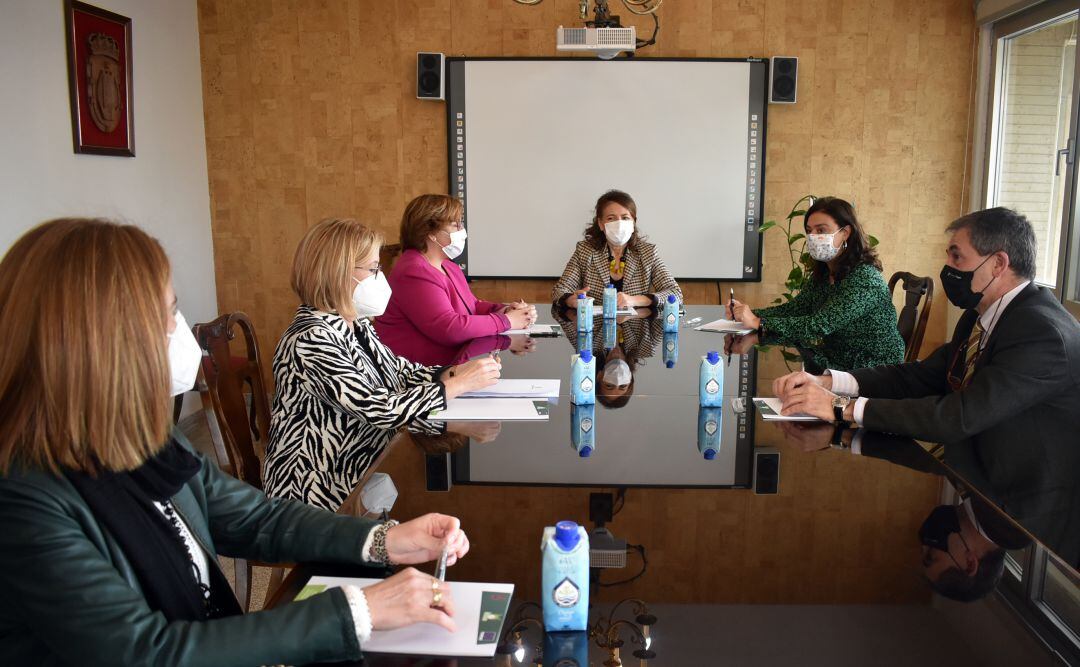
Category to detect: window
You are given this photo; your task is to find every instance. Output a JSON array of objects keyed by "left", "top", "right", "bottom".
[{"left": 988, "top": 5, "right": 1078, "bottom": 288}]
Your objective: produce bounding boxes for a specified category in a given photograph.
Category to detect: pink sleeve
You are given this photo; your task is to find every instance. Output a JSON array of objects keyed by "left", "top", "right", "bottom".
[
  {"left": 394, "top": 264, "right": 509, "bottom": 343},
  {"left": 475, "top": 300, "right": 506, "bottom": 316}
]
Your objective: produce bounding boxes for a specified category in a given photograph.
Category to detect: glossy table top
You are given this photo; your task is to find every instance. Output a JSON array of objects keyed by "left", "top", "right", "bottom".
[{"left": 267, "top": 305, "right": 1074, "bottom": 666}]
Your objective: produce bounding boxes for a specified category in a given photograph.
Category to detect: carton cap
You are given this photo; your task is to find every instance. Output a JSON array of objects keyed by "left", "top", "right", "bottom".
[
  {"left": 703, "top": 449, "right": 717, "bottom": 460},
  {"left": 555, "top": 521, "right": 581, "bottom": 550},
  {"left": 706, "top": 351, "right": 720, "bottom": 364},
  {"left": 579, "top": 350, "right": 593, "bottom": 363}
]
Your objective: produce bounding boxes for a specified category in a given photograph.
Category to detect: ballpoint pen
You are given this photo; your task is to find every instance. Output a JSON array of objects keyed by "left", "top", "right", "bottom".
[
  {"left": 435, "top": 546, "right": 449, "bottom": 582},
  {"left": 729, "top": 288, "right": 735, "bottom": 320}
]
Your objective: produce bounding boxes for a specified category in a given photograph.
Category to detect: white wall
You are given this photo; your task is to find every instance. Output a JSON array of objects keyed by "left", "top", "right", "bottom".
[{"left": 0, "top": 0, "right": 217, "bottom": 325}]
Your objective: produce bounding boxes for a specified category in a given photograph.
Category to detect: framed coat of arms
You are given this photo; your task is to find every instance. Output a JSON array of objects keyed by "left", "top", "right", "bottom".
[{"left": 64, "top": 0, "right": 134, "bottom": 156}]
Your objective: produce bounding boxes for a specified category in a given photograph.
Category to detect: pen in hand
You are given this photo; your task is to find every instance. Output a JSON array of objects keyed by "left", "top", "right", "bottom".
[
  {"left": 729, "top": 288, "right": 735, "bottom": 320},
  {"left": 435, "top": 546, "right": 449, "bottom": 583}
]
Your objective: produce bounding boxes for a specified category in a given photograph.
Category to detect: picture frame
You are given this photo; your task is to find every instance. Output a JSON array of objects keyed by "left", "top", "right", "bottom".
[{"left": 64, "top": 0, "right": 135, "bottom": 156}]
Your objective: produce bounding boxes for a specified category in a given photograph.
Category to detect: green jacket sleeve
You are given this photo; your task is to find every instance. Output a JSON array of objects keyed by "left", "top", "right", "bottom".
[
  {"left": 194, "top": 448, "right": 379, "bottom": 564},
  {"left": 755, "top": 267, "right": 880, "bottom": 340},
  {"left": 0, "top": 476, "right": 362, "bottom": 667},
  {"left": 752, "top": 285, "right": 815, "bottom": 319}
]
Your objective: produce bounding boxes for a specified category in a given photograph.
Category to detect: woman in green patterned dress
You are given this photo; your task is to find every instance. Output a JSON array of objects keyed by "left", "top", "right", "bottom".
[{"left": 729, "top": 197, "right": 905, "bottom": 371}]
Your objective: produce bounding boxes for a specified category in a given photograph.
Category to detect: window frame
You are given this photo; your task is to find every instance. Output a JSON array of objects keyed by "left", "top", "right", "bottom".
[{"left": 985, "top": 0, "right": 1080, "bottom": 304}]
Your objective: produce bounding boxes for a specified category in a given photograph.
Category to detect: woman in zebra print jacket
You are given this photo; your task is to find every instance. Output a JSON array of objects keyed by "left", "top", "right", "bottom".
[{"left": 264, "top": 218, "right": 500, "bottom": 508}]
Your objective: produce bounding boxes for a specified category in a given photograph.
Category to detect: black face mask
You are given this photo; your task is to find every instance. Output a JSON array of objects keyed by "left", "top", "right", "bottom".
[
  {"left": 940, "top": 255, "right": 996, "bottom": 310},
  {"left": 919, "top": 505, "right": 965, "bottom": 555}
]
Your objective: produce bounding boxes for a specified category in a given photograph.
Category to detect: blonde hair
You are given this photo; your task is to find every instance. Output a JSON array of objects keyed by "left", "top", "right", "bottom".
[
  {"left": 399, "top": 194, "right": 463, "bottom": 252},
  {"left": 0, "top": 219, "right": 173, "bottom": 474},
  {"left": 291, "top": 218, "right": 383, "bottom": 320}
]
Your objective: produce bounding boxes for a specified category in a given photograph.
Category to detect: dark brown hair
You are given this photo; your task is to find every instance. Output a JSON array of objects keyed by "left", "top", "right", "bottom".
[
  {"left": 584, "top": 190, "right": 645, "bottom": 252},
  {"left": 804, "top": 196, "right": 881, "bottom": 283},
  {"left": 400, "top": 194, "right": 463, "bottom": 253}
]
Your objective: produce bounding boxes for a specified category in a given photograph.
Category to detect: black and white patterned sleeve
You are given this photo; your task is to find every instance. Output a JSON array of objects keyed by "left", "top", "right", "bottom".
[{"left": 295, "top": 328, "right": 446, "bottom": 429}]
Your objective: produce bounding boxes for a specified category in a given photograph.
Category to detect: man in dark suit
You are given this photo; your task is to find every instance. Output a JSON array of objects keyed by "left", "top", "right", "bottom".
[{"left": 772, "top": 207, "right": 1080, "bottom": 584}]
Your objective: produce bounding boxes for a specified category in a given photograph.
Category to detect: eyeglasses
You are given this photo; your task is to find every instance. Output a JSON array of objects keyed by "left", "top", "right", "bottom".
[{"left": 356, "top": 263, "right": 381, "bottom": 278}]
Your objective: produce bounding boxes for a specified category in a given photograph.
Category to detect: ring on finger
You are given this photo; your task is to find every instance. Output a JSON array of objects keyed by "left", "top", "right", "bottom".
[{"left": 432, "top": 590, "right": 443, "bottom": 606}]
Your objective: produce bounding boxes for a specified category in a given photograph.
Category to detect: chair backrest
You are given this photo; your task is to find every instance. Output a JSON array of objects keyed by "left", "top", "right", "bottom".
[
  {"left": 380, "top": 243, "right": 403, "bottom": 276},
  {"left": 191, "top": 313, "right": 271, "bottom": 490},
  {"left": 888, "top": 271, "right": 934, "bottom": 362}
]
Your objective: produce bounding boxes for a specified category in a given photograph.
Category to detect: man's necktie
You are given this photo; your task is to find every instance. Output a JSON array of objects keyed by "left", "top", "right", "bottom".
[{"left": 961, "top": 320, "right": 985, "bottom": 388}]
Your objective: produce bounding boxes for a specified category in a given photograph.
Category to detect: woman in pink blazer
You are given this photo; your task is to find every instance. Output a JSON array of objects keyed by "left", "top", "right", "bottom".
[{"left": 376, "top": 194, "right": 537, "bottom": 365}]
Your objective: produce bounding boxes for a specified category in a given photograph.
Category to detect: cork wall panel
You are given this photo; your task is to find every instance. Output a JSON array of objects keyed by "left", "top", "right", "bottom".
[{"left": 198, "top": 0, "right": 977, "bottom": 360}]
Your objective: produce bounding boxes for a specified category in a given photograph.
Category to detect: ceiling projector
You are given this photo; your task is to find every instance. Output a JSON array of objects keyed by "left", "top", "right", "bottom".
[{"left": 557, "top": 25, "right": 637, "bottom": 60}]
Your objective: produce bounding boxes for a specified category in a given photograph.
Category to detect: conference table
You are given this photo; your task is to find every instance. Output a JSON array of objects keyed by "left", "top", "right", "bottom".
[{"left": 267, "top": 306, "right": 1076, "bottom": 666}]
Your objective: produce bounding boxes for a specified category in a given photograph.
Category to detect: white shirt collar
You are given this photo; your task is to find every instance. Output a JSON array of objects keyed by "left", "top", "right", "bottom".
[{"left": 979, "top": 280, "right": 1031, "bottom": 339}]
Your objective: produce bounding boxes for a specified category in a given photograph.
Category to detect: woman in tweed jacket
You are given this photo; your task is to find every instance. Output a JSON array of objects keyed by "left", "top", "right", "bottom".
[{"left": 552, "top": 190, "right": 683, "bottom": 309}]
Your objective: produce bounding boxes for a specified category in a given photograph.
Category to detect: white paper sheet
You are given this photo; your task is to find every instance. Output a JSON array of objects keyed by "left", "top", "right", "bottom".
[
  {"left": 592, "top": 305, "right": 638, "bottom": 316},
  {"left": 461, "top": 379, "right": 560, "bottom": 399},
  {"left": 297, "top": 576, "right": 514, "bottom": 658},
  {"left": 428, "top": 397, "right": 550, "bottom": 421},
  {"left": 504, "top": 323, "right": 560, "bottom": 336},
  {"left": 753, "top": 397, "right": 822, "bottom": 421},
  {"left": 696, "top": 318, "right": 756, "bottom": 334}
]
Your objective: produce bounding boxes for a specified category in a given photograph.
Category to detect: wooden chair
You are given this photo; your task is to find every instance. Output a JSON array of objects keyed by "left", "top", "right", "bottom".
[
  {"left": 190, "top": 312, "right": 283, "bottom": 610},
  {"left": 889, "top": 271, "right": 934, "bottom": 362}
]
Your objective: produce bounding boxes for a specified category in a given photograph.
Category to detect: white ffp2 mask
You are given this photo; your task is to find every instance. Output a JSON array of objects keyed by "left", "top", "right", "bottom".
[
  {"left": 352, "top": 272, "right": 393, "bottom": 318},
  {"left": 168, "top": 311, "right": 202, "bottom": 396},
  {"left": 604, "top": 220, "right": 634, "bottom": 247}
]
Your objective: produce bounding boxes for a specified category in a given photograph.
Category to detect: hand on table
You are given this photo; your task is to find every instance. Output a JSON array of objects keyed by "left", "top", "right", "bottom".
[
  {"left": 505, "top": 307, "right": 535, "bottom": 330},
  {"left": 385, "top": 513, "right": 470, "bottom": 567},
  {"left": 362, "top": 567, "right": 458, "bottom": 633},
  {"left": 772, "top": 370, "right": 832, "bottom": 402},
  {"left": 729, "top": 299, "right": 760, "bottom": 330},
  {"left": 566, "top": 288, "right": 590, "bottom": 307},
  {"left": 507, "top": 334, "right": 535, "bottom": 356},
  {"left": 442, "top": 356, "right": 501, "bottom": 399},
  {"left": 776, "top": 379, "right": 838, "bottom": 421}
]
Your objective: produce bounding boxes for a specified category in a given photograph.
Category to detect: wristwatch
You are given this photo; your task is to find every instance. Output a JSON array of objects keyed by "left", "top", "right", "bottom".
[{"left": 831, "top": 395, "right": 851, "bottom": 423}]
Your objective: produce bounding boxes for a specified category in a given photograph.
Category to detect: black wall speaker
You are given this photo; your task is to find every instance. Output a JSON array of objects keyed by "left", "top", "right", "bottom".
[
  {"left": 769, "top": 56, "right": 798, "bottom": 104},
  {"left": 753, "top": 447, "right": 780, "bottom": 495},
  {"left": 417, "top": 52, "right": 444, "bottom": 100}
]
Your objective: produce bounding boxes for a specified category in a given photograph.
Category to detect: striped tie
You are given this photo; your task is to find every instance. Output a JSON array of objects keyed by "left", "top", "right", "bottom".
[{"left": 961, "top": 320, "right": 985, "bottom": 388}]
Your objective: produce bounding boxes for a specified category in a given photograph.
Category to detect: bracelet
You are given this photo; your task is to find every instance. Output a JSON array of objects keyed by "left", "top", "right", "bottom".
[{"left": 368, "top": 519, "right": 400, "bottom": 565}]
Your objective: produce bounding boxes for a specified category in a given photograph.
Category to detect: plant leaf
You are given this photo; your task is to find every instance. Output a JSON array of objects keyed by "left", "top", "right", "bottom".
[
  {"left": 771, "top": 298, "right": 782, "bottom": 304},
  {"left": 787, "top": 209, "right": 807, "bottom": 219},
  {"left": 787, "top": 267, "right": 803, "bottom": 281},
  {"left": 781, "top": 350, "right": 803, "bottom": 363},
  {"left": 757, "top": 221, "right": 777, "bottom": 232},
  {"left": 788, "top": 233, "right": 805, "bottom": 245},
  {"left": 868, "top": 234, "right": 880, "bottom": 247}
]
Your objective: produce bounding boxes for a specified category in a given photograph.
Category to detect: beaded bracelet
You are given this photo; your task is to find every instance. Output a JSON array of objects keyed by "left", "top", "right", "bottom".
[{"left": 369, "top": 519, "right": 400, "bottom": 565}]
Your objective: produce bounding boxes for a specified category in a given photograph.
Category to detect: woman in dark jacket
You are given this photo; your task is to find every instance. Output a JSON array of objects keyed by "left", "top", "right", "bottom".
[{"left": 0, "top": 218, "right": 469, "bottom": 666}]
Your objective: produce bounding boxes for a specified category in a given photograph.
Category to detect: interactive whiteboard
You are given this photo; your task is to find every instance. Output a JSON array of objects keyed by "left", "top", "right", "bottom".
[{"left": 446, "top": 58, "right": 767, "bottom": 282}]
